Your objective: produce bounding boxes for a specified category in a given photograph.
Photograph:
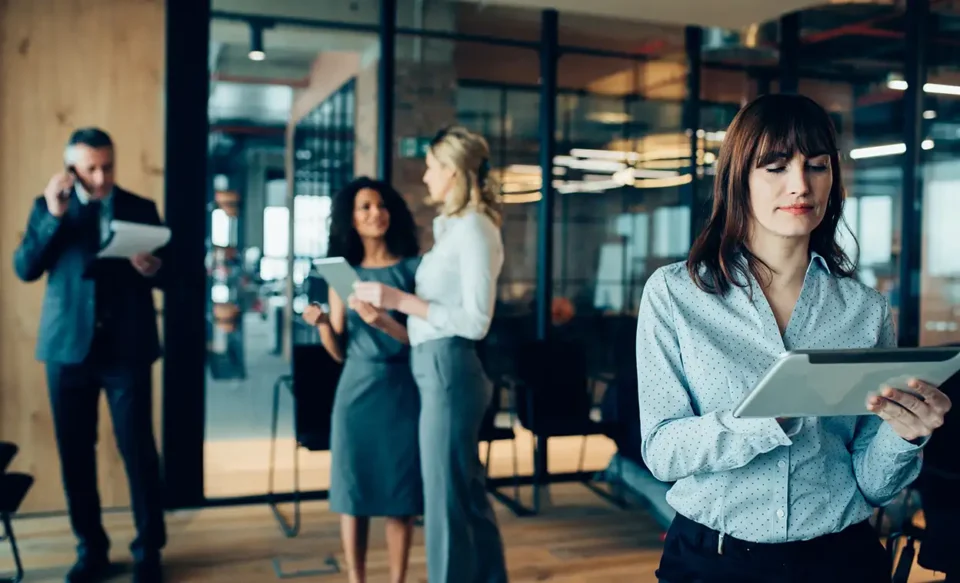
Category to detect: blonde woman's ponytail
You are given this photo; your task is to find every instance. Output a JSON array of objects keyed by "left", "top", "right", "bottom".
[{"left": 429, "top": 126, "right": 502, "bottom": 226}]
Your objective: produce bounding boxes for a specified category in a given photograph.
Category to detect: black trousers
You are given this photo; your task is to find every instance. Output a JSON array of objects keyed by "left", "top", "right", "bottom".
[
  {"left": 45, "top": 338, "right": 166, "bottom": 563},
  {"left": 657, "top": 513, "right": 889, "bottom": 583}
]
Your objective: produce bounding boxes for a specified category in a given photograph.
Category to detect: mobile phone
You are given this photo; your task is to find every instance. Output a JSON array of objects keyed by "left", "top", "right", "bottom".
[{"left": 60, "top": 165, "right": 76, "bottom": 201}]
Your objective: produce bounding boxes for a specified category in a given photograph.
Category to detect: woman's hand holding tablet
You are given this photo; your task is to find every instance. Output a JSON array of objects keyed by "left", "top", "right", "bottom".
[
  {"left": 867, "top": 379, "right": 952, "bottom": 442},
  {"left": 732, "top": 347, "right": 960, "bottom": 425}
]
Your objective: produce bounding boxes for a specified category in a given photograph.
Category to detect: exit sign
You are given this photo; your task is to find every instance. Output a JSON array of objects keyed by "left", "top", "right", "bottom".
[{"left": 399, "top": 137, "right": 431, "bottom": 158}]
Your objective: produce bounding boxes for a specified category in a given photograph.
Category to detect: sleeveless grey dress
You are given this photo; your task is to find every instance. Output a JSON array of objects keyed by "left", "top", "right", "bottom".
[{"left": 328, "top": 257, "right": 424, "bottom": 517}]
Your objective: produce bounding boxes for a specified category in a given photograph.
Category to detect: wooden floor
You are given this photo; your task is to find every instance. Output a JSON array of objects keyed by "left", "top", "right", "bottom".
[
  {"left": 4, "top": 483, "right": 666, "bottom": 582},
  {"left": 202, "top": 424, "right": 617, "bottom": 499},
  {"left": 0, "top": 483, "right": 947, "bottom": 583},
  {"left": 2, "top": 427, "right": 946, "bottom": 582}
]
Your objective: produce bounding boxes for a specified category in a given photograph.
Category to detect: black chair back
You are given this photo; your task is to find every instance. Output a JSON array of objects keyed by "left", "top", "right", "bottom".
[
  {"left": 515, "top": 338, "right": 593, "bottom": 431},
  {"left": 924, "top": 343, "right": 960, "bottom": 475},
  {"left": 291, "top": 344, "right": 342, "bottom": 452},
  {"left": 600, "top": 357, "right": 646, "bottom": 462}
]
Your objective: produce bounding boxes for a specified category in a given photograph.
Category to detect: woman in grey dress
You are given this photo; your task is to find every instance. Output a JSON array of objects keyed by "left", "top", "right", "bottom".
[
  {"left": 354, "top": 127, "right": 509, "bottom": 583},
  {"left": 301, "top": 177, "right": 422, "bottom": 583}
]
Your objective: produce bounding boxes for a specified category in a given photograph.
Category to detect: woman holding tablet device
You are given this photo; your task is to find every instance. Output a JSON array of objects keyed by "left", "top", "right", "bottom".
[
  {"left": 635, "top": 94, "right": 952, "bottom": 583},
  {"left": 353, "top": 127, "right": 508, "bottom": 583},
  {"left": 301, "top": 177, "right": 421, "bottom": 583}
]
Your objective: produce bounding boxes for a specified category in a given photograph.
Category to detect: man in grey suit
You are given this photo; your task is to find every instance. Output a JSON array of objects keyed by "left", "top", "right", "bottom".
[{"left": 13, "top": 128, "right": 167, "bottom": 583}]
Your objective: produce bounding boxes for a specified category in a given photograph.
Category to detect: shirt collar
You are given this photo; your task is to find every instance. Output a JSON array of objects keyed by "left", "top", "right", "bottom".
[
  {"left": 734, "top": 247, "right": 831, "bottom": 276},
  {"left": 809, "top": 250, "right": 831, "bottom": 274},
  {"left": 432, "top": 213, "right": 465, "bottom": 240},
  {"left": 74, "top": 181, "right": 113, "bottom": 206}
]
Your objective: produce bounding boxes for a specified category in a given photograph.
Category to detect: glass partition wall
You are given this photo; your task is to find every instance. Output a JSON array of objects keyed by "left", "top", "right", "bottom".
[
  {"left": 920, "top": 10, "right": 960, "bottom": 347},
  {"left": 796, "top": 4, "right": 908, "bottom": 329},
  {"left": 170, "top": 0, "right": 951, "bottom": 507},
  {"left": 203, "top": 8, "right": 379, "bottom": 498}
]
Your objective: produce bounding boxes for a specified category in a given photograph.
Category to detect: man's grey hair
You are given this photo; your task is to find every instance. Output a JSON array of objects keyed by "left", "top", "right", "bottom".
[{"left": 63, "top": 127, "right": 113, "bottom": 166}]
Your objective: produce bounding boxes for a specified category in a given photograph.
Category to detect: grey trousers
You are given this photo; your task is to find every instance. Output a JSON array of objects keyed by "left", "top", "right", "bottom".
[{"left": 411, "top": 338, "right": 509, "bottom": 583}]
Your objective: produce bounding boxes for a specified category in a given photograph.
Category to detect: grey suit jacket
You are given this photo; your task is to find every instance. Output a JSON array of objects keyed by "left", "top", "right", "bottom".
[{"left": 13, "top": 187, "right": 166, "bottom": 365}]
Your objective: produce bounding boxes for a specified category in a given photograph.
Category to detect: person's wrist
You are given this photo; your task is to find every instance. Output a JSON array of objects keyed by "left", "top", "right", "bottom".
[{"left": 394, "top": 291, "right": 414, "bottom": 312}]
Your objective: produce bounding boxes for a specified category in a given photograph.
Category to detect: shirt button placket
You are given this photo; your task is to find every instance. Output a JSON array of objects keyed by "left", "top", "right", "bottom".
[{"left": 778, "top": 453, "right": 789, "bottom": 539}]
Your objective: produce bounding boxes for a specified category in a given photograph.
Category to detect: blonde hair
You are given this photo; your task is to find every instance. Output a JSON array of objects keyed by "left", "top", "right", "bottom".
[{"left": 429, "top": 126, "right": 502, "bottom": 226}]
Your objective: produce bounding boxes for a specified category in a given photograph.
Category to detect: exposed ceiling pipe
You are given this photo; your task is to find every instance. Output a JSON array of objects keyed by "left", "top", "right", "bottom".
[
  {"left": 802, "top": 12, "right": 898, "bottom": 44},
  {"left": 839, "top": 23, "right": 960, "bottom": 46},
  {"left": 632, "top": 38, "right": 670, "bottom": 56},
  {"left": 855, "top": 88, "right": 906, "bottom": 107},
  {"left": 802, "top": 0, "right": 955, "bottom": 45}
]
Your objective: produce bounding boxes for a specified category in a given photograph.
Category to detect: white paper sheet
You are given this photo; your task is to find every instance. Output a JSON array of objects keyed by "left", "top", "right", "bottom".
[{"left": 97, "top": 220, "right": 171, "bottom": 259}]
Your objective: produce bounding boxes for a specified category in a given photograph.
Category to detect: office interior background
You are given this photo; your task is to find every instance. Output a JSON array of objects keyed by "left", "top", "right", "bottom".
[{"left": 0, "top": 0, "right": 958, "bottom": 579}]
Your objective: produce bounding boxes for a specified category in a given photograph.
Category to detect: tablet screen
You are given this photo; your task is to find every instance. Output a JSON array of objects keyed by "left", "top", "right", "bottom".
[
  {"left": 312, "top": 257, "right": 360, "bottom": 303},
  {"left": 733, "top": 347, "right": 960, "bottom": 418}
]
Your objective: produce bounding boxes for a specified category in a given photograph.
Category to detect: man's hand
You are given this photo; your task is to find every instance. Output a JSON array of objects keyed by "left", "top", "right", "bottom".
[
  {"left": 302, "top": 302, "right": 329, "bottom": 327},
  {"left": 867, "top": 379, "right": 952, "bottom": 442},
  {"left": 130, "top": 252, "right": 162, "bottom": 277},
  {"left": 348, "top": 295, "right": 385, "bottom": 327},
  {"left": 43, "top": 171, "right": 74, "bottom": 218}
]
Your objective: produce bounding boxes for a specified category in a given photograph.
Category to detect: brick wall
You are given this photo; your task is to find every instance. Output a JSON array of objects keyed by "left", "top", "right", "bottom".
[{"left": 392, "top": 59, "right": 459, "bottom": 250}]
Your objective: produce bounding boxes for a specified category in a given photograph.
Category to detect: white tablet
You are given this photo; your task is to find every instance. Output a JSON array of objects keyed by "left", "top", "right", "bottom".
[
  {"left": 732, "top": 347, "right": 960, "bottom": 419},
  {"left": 312, "top": 257, "right": 360, "bottom": 303}
]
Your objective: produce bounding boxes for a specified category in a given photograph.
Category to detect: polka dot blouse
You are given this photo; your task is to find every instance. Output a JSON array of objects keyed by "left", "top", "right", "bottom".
[{"left": 635, "top": 252, "right": 923, "bottom": 543}]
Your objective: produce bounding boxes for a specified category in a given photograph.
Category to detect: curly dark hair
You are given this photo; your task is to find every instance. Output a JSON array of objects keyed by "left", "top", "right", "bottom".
[{"left": 327, "top": 177, "right": 419, "bottom": 266}]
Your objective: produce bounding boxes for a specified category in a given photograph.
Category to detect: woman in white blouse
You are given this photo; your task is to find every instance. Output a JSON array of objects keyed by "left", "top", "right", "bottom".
[{"left": 353, "top": 126, "right": 508, "bottom": 583}]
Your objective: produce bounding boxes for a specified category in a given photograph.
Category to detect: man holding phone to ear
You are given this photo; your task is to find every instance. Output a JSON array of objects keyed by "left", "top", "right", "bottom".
[{"left": 13, "top": 128, "right": 166, "bottom": 583}]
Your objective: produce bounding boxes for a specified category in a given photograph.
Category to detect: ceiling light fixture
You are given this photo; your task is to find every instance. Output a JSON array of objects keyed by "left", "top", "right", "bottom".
[
  {"left": 249, "top": 22, "right": 266, "bottom": 61},
  {"left": 887, "top": 77, "right": 960, "bottom": 96},
  {"left": 849, "top": 140, "right": 934, "bottom": 160}
]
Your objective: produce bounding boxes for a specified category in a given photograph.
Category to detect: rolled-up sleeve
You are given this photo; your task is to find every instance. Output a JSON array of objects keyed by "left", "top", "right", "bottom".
[{"left": 636, "top": 269, "right": 792, "bottom": 483}]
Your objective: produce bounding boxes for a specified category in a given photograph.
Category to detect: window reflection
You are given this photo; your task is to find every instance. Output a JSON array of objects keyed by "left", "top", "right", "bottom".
[
  {"left": 204, "top": 15, "right": 379, "bottom": 499},
  {"left": 919, "top": 11, "right": 960, "bottom": 346},
  {"left": 210, "top": 209, "right": 232, "bottom": 248},
  {"left": 795, "top": 5, "right": 907, "bottom": 328}
]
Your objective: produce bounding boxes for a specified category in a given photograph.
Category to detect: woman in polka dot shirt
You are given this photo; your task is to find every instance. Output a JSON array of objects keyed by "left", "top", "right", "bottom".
[{"left": 636, "top": 93, "right": 952, "bottom": 583}]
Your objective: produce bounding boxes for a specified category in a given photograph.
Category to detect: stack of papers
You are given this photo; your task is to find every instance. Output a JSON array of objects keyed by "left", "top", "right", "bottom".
[{"left": 97, "top": 220, "right": 171, "bottom": 258}]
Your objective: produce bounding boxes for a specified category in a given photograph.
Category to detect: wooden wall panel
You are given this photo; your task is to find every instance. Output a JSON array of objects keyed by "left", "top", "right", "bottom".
[{"left": 0, "top": 0, "right": 166, "bottom": 513}]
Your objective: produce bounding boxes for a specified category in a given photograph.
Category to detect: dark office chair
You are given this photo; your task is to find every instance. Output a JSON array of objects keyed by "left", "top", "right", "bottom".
[
  {"left": 885, "top": 344, "right": 960, "bottom": 583},
  {"left": 478, "top": 381, "right": 522, "bottom": 513},
  {"left": 267, "top": 344, "right": 342, "bottom": 578},
  {"left": 475, "top": 327, "right": 522, "bottom": 511},
  {"left": 0, "top": 442, "right": 32, "bottom": 583},
  {"left": 599, "top": 365, "right": 641, "bottom": 493},
  {"left": 600, "top": 319, "right": 647, "bottom": 468},
  {"left": 0, "top": 443, "right": 16, "bottom": 475},
  {"left": 508, "top": 338, "right": 619, "bottom": 515}
]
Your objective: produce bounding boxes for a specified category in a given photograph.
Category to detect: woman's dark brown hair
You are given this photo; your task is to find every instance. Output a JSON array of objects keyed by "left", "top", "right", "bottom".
[{"left": 686, "top": 93, "right": 857, "bottom": 295}]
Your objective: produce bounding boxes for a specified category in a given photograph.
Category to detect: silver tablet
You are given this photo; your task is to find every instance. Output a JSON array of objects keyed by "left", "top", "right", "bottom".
[
  {"left": 733, "top": 347, "right": 960, "bottom": 419},
  {"left": 311, "top": 257, "right": 360, "bottom": 303}
]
